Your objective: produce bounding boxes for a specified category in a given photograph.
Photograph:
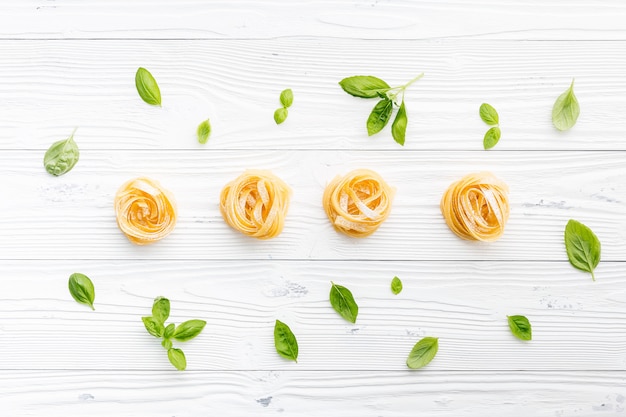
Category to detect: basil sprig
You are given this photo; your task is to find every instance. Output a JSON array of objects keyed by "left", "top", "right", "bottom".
[
  {"left": 329, "top": 282, "right": 359, "bottom": 323},
  {"left": 507, "top": 315, "right": 532, "bottom": 341},
  {"left": 339, "top": 74, "right": 423, "bottom": 146},
  {"left": 44, "top": 129, "right": 80, "bottom": 176},
  {"left": 391, "top": 276, "right": 403, "bottom": 295},
  {"left": 274, "top": 320, "right": 298, "bottom": 362},
  {"left": 142, "top": 297, "right": 206, "bottom": 370},
  {"left": 479, "top": 103, "right": 501, "bottom": 150},
  {"left": 274, "top": 88, "right": 293, "bottom": 124},
  {"left": 564, "top": 219, "right": 601, "bottom": 281},
  {"left": 406, "top": 337, "right": 438, "bottom": 369},
  {"left": 68, "top": 272, "right": 95, "bottom": 310},
  {"left": 552, "top": 79, "right": 579, "bottom": 131},
  {"left": 135, "top": 67, "right": 162, "bottom": 106}
]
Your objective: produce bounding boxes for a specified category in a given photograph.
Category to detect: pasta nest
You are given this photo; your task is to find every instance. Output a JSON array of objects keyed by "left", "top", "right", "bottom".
[
  {"left": 440, "top": 172, "right": 509, "bottom": 242},
  {"left": 220, "top": 170, "right": 291, "bottom": 239},
  {"left": 323, "top": 169, "right": 394, "bottom": 238},
  {"left": 114, "top": 177, "right": 177, "bottom": 245}
]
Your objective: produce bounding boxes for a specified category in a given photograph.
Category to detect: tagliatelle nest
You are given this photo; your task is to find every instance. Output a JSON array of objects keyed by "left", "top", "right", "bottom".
[
  {"left": 114, "top": 177, "right": 177, "bottom": 245},
  {"left": 219, "top": 170, "right": 291, "bottom": 239},
  {"left": 440, "top": 172, "right": 510, "bottom": 242},
  {"left": 323, "top": 169, "right": 395, "bottom": 238}
]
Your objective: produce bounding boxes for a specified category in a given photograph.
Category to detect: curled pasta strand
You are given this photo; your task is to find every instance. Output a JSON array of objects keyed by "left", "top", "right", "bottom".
[
  {"left": 323, "top": 169, "right": 394, "bottom": 238},
  {"left": 114, "top": 177, "right": 177, "bottom": 245},
  {"left": 440, "top": 172, "right": 510, "bottom": 242},
  {"left": 220, "top": 170, "right": 291, "bottom": 239}
]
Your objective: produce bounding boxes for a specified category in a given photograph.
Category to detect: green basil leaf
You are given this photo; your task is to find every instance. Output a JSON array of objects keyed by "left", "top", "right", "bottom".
[
  {"left": 507, "top": 315, "right": 532, "bottom": 341},
  {"left": 366, "top": 99, "right": 393, "bottom": 136},
  {"left": 151, "top": 297, "right": 170, "bottom": 325},
  {"left": 161, "top": 338, "right": 173, "bottom": 350},
  {"left": 329, "top": 282, "right": 359, "bottom": 323},
  {"left": 197, "top": 119, "right": 211, "bottom": 144},
  {"left": 552, "top": 79, "right": 579, "bottom": 131},
  {"left": 391, "top": 276, "right": 403, "bottom": 295},
  {"left": 564, "top": 219, "right": 601, "bottom": 281},
  {"left": 68, "top": 272, "right": 95, "bottom": 310},
  {"left": 44, "top": 130, "right": 80, "bottom": 176},
  {"left": 339, "top": 75, "right": 390, "bottom": 99},
  {"left": 479, "top": 103, "right": 499, "bottom": 125},
  {"left": 274, "top": 320, "right": 299, "bottom": 362},
  {"left": 406, "top": 336, "right": 438, "bottom": 369},
  {"left": 483, "top": 126, "right": 501, "bottom": 150},
  {"left": 274, "top": 107, "right": 288, "bottom": 125},
  {"left": 135, "top": 67, "right": 162, "bottom": 106},
  {"left": 163, "top": 323, "right": 175, "bottom": 339},
  {"left": 142, "top": 316, "right": 164, "bottom": 338},
  {"left": 279, "top": 89, "right": 293, "bottom": 108},
  {"left": 173, "top": 319, "right": 207, "bottom": 342},
  {"left": 167, "top": 347, "right": 186, "bottom": 370},
  {"left": 391, "top": 100, "right": 407, "bottom": 146}
]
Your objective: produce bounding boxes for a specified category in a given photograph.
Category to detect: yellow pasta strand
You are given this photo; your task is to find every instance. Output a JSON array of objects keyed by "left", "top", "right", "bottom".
[
  {"left": 440, "top": 172, "right": 510, "bottom": 242},
  {"left": 114, "top": 177, "right": 177, "bottom": 245},
  {"left": 323, "top": 169, "right": 394, "bottom": 238},
  {"left": 220, "top": 170, "right": 291, "bottom": 239}
]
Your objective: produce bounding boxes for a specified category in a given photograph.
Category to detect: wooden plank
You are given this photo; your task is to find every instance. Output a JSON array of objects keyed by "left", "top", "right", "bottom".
[
  {"left": 0, "top": 260, "right": 623, "bottom": 371},
  {"left": 1, "top": 1, "right": 626, "bottom": 40},
  {"left": 1, "top": 370, "right": 623, "bottom": 416},
  {"left": 1, "top": 150, "right": 624, "bottom": 261},
  {"left": 0, "top": 40, "right": 624, "bottom": 151}
]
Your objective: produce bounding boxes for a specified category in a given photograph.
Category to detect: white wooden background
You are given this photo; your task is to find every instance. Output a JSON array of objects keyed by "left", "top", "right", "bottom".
[{"left": 1, "top": 1, "right": 625, "bottom": 416}]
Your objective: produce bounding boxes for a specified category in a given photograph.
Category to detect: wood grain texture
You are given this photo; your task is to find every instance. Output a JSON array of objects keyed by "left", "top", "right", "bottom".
[
  {"left": 1, "top": 370, "right": 624, "bottom": 416},
  {"left": 2, "top": 150, "right": 624, "bottom": 261},
  {"left": 1, "top": 1, "right": 626, "bottom": 40},
  {"left": 0, "top": 260, "right": 624, "bottom": 371},
  {"left": 0, "top": 40, "right": 624, "bottom": 151}
]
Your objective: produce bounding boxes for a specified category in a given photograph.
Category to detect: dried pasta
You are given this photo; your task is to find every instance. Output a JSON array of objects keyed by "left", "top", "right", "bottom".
[
  {"left": 114, "top": 177, "right": 177, "bottom": 245},
  {"left": 323, "top": 169, "right": 394, "bottom": 238},
  {"left": 440, "top": 172, "right": 509, "bottom": 242},
  {"left": 220, "top": 170, "right": 291, "bottom": 239}
]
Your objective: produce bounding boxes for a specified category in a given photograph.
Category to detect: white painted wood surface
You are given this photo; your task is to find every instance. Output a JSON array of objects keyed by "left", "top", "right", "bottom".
[{"left": 0, "top": 1, "right": 624, "bottom": 416}]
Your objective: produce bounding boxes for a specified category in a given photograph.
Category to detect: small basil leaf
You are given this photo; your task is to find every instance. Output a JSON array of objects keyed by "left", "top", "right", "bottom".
[
  {"left": 274, "top": 320, "right": 299, "bottom": 362},
  {"left": 391, "top": 100, "right": 407, "bottom": 146},
  {"left": 564, "top": 219, "right": 601, "bottom": 281},
  {"left": 163, "top": 323, "right": 175, "bottom": 339},
  {"left": 167, "top": 347, "right": 187, "bottom": 370},
  {"left": 366, "top": 99, "right": 393, "bottom": 136},
  {"left": 172, "top": 319, "right": 207, "bottom": 342},
  {"left": 151, "top": 297, "right": 170, "bottom": 325},
  {"left": 44, "top": 130, "right": 80, "bottom": 176},
  {"left": 197, "top": 119, "right": 211, "bottom": 144},
  {"left": 391, "top": 276, "right": 403, "bottom": 295},
  {"left": 507, "top": 315, "right": 532, "bottom": 341},
  {"left": 274, "top": 107, "right": 288, "bottom": 124},
  {"left": 552, "top": 79, "right": 579, "bottom": 131},
  {"left": 142, "top": 316, "right": 164, "bottom": 338},
  {"left": 279, "top": 89, "right": 293, "bottom": 108},
  {"left": 339, "top": 75, "right": 390, "bottom": 99},
  {"left": 68, "top": 272, "right": 95, "bottom": 310},
  {"left": 483, "top": 126, "right": 501, "bottom": 150},
  {"left": 161, "top": 338, "right": 173, "bottom": 350},
  {"left": 329, "top": 282, "right": 359, "bottom": 323},
  {"left": 135, "top": 67, "right": 162, "bottom": 106},
  {"left": 406, "top": 337, "right": 438, "bottom": 369},
  {"left": 479, "top": 103, "right": 499, "bottom": 125}
]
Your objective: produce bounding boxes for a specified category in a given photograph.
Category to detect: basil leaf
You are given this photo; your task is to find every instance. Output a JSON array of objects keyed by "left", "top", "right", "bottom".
[
  {"left": 161, "top": 338, "right": 173, "bottom": 350},
  {"left": 151, "top": 297, "right": 170, "bottom": 325},
  {"left": 274, "top": 107, "right": 288, "bottom": 125},
  {"left": 564, "top": 219, "right": 601, "bottom": 281},
  {"left": 391, "top": 276, "right": 403, "bottom": 295},
  {"left": 274, "top": 320, "right": 298, "bottom": 362},
  {"left": 391, "top": 100, "right": 407, "bottom": 146},
  {"left": 135, "top": 67, "right": 162, "bottom": 106},
  {"left": 507, "top": 315, "right": 532, "bottom": 341},
  {"left": 406, "top": 336, "right": 438, "bottom": 369},
  {"left": 366, "top": 99, "right": 393, "bottom": 136},
  {"left": 552, "top": 79, "right": 579, "bottom": 131},
  {"left": 172, "top": 319, "right": 207, "bottom": 342},
  {"left": 167, "top": 347, "right": 186, "bottom": 370},
  {"left": 163, "top": 323, "right": 175, "bottom": 339},
  {"left": 44, "top": 130, "right": 80, "bottom": 176},
  {"left": 197, "top": 119, "right": 211, "bottom": 144},
  {"left": 142, "top": 316, "right": 164, "bottom": 338},
  {"left": 279, "top": 89, "right": 293, "bottom": 108},
  {"left": 68, "top": 272, "right": 95, "bottom": 310},
  {"left": 479, "top": 103, "right": 499, "bottom": 125},
  {"left": 329, "top": 282, "right": 358, "bottom": 323},
  {"left": 339, "top": 75, "right": 390, "bottom": 99},
  {"left": 483, "top": 126, "right": 501, "bottom": 150}
]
